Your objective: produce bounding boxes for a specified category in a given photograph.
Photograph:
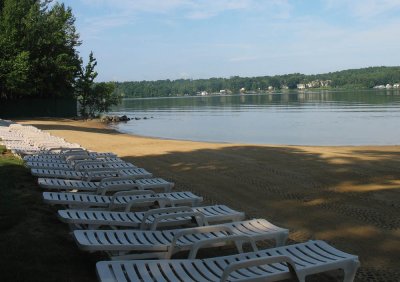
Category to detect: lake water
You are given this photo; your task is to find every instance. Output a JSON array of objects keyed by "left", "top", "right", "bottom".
[{"left": 108, "top": 90, "right": 400, "bottom": 145}]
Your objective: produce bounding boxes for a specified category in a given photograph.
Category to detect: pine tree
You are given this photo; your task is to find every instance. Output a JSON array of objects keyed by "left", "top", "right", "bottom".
[
  {"left": 75, "top": 52, "right": 119, "bottom": 117},
  {"left": 0, "top": 0, "right": 81, "bottom": 100}
]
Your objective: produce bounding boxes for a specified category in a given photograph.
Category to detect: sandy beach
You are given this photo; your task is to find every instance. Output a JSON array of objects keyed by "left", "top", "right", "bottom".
[{"left": 20, "top": 118, "right": 400, "bottom": 281}]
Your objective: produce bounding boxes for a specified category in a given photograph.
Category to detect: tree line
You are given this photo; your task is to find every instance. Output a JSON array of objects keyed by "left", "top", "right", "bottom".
[
  {"left": 0, "top": 0, "right": 119, "bottom": 117},
  {"left": 113, "top": 66, "right": 400, "bottom": 98}
]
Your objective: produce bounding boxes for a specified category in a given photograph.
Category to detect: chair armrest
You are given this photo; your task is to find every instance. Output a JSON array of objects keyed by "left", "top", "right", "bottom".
[
  {"left": 167, "top": 225, "right": 234, "bottom": 258},
  {"left": 220, "top": 255, "right": 298, "bottom": 282},
  {"left": 188, "top": 234, "right": 258, "bottom": 259},
  {"left": 147, "top": 211, "right": 208, "bottom": 230},
  {"left": 60, "top": 148, "right": 85, "bottom": 154},
  {"left": 140, "top": 207, "right": 206, "bottom": 229},
  {"left": 108, "top": 190, "right": 155, "bottom": 210},
  {"left": 74, "top": 161, "right": 108, "bottom": 171},
  {"left": 122, "top": 197, "right": 173, "bottom": 212},
  {"left": 97, "top": 177, "right": 137, "bottom": 195},
  {"left": 82, "top": 169, "right": 119, "bottom": 181},
  {"left": 99, "top": 176, "right": 137, "bottom": 187},
  {"left": 66, "top": 155, "right": 95, "bottom": 164},
  {"left": 97, "top": 185, "right": 138, "bottom": 196},
  {"left": 111, "top": 190, "right": 154, "bottom": 198}
]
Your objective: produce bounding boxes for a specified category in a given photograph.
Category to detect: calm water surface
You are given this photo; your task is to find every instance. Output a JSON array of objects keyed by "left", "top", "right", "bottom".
[{"left": 108, "top": 90, "right": 400, "bottom": 145}]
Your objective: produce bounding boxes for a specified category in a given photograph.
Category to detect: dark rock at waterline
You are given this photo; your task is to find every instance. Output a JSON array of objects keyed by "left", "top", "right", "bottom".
[
  {"left": 100, "top": 115, "right": 131, "bottom": 123},
  {"left": 100, "top": 115, "right": 153, "bottom": 123},
  {"left": 120, "top": 115, "right": 130, "bottom": 121}
]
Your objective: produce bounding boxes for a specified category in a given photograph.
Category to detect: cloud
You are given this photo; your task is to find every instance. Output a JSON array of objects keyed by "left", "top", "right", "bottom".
[
  {"left": 80, "top": 0, "right": 189, "bottom": 14},
  {"left": 76, "top": 0, "right": 257, "bottom": 36},
  {"left": 324, "top": 0, "right": 400, "bottom": 19},
  {"left": 78, "top": 0, "right": 293, "bottom": 21}
]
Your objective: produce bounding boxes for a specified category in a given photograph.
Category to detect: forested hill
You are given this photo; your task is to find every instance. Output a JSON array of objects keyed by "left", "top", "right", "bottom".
[{"left": 113, "top": 66, "right": 400, "bottom": 98}]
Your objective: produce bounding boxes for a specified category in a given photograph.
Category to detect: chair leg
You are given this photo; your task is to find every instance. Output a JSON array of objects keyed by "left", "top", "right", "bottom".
[
  {"left": 275, "top": 232, "right": 288, "bottom": 246},
  {"left": 343, "top": 260, "right": 360, "bottom": 282}
]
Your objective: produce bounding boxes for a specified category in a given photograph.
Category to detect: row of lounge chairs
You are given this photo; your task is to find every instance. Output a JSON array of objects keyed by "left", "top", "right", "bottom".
[{"left": 0, "top": 121, "right": 360, "bottom": 282}]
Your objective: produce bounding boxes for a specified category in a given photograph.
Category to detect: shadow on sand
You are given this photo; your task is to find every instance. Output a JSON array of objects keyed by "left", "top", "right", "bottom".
[{"left": 119, "top": 145, "right": 400, "bottom": 281}]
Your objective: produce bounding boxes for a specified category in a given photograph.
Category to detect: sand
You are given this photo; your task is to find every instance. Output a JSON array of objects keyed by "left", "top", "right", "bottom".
[{"left": 20, "top": 118, "right": 400, "bottom": 281}]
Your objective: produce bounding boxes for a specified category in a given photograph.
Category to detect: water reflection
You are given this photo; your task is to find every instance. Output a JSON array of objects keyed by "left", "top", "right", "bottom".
[{"left": 109, "top": 91, "right": 400, "bottom": 145}]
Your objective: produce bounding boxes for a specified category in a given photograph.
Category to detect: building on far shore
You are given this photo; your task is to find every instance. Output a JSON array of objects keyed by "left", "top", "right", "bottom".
[
  {"left": 373, "top": 84, "right": 400, "bottom": 89},
  {"left": 298, "top": 80, "right": 331, "bottom": 89}
]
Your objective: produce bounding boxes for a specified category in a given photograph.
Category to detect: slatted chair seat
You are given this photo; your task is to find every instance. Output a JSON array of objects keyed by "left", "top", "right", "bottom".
[
  {"left": 58, "top": 205, "right": 245, "bottom": 230},
  {"left": 38, "top": 177, "right": 174, "bottom": 193},
  {"left": 31, "top": 167, "right": 152, "bottom": 180},
  {"left": 74, "top": 218, "right": 289, "bottom": 259},
  {"left": 43, "top": 191, "right": 202, "bottom": 209},
  {"left": 31, "top": 161, "right": 136, "bottom": 173},
  {"left": 26, "top": 157, "right": 126, "bottom": 169},
  {"left": 24, "top": 151, "right": 116, "bottom": 162},
  {"left": 96, "top": 240, "right": 360, "bottom": 282}
]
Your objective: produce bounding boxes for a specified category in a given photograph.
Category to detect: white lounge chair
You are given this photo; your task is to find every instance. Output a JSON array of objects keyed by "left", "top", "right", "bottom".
[
  {"left": 31, "top": 167, "right": 152, "bottom": 180},
  {"left": 26, "top": 157, "right": 127, "bottom": 169},
  {"left": 74, "top": 218, "right": 288, "bottom": 259},
  {"left": 43, "top": 190, "right": 203, "bottom": 210},
  {"left": 24, "top": 148, "right": 116, "bottom": 162},
  {"left": 96, "top": 240, "right": 360, "bottom": 282},
  {"left": 38, "top": 176, "right": 174, "bottom": 193},
  {"left": 58, "top": 205, "right": 245, "bottom": 230},
  {"left": 31, "top": 161, "right": 136, "bottom": 175}
]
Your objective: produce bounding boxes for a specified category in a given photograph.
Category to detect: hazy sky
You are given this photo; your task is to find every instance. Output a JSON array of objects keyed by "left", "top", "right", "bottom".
[{"left": 66, "top": 0, "right": 400, "bottom": 82}]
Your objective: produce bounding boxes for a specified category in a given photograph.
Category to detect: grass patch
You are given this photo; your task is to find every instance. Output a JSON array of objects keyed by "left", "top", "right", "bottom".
[{"left": 0, "top": 149, "right": 98, "bottom": 281}]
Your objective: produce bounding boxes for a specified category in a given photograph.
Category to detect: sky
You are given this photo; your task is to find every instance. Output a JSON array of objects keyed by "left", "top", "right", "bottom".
[{"left": 64, "top": 0, "right": 400, "bottom": 82}]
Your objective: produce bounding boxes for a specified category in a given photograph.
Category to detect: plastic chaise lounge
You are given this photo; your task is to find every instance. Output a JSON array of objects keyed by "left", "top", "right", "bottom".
[
  {"left": 14, "top": 144, "right": 83, "bottom": 157},
  {"left": 26, "top": 157, "right": 128, "bottom": 169},
  {"left": 31, "top": 166, "right": 152, "bottom": 180},
  {"left": 31, "top": 161, "right": 137, "bottom": 177},
  {"left": 58, "top": 205, "right": 245, "bottom": 230},
  {"left": 43, "top": 190, "right": 203, "bottom": 210},
  {"left": 74, "top": 218, "right": 288, "bottom": 259},
  {"left": 96, "top": 240, "right": 360, "bottom": 282},
  {"left": 38, "top": 176, "right": 174, "bottom": 193},
  {"left": 23, "top": 148, "right": 116, "bottom": 162}
]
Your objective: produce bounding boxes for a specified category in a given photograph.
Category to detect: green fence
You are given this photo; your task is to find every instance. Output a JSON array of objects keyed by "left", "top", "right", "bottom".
[{"left": 0, "top": 98, "right": 77, "bottom": 118}]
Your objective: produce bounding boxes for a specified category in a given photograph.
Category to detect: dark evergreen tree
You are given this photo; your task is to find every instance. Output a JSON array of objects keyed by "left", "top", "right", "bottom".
[
  {"left": 75, "top": 52, "right": 119, "bottom": 117},
  {"left": 0, "top": 0, "right": 80, "bottom": 100}
]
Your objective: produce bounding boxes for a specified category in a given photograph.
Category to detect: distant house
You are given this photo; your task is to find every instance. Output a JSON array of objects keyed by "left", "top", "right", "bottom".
[
  {"left": 219, "top": 89, "right": 227, "bottom": 94},
  {"left": 240, "top": 87, "right": 246, "bottom": 93},
  {"left": 386, "top": 84, "right": 393, "bottom": 89},
  {"left": 268, "top": 86, "right": 274, "bottom": 91},
  {"left": 200, "top": 91, "right": 208, "bottom": 96},
  {"left": 393, "top": 83, "right": 400, "bottom": 88},
  {"left": 297, "top": 84, "right": 306, "bottom": 90},
  {"left": 321, "top": 80, "right": 332, "bottom": 87}
]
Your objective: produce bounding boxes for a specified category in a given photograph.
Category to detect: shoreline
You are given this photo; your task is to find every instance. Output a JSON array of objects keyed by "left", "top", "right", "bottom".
[
  {"left": 18, "top": 118, "right": 400, "bottom": 280},
  {"left": 109, "top": 119, "right": 400, "bottom": 148}
]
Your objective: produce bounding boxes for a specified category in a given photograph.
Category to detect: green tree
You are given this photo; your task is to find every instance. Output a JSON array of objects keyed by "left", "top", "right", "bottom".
[
  {"left": 0, "top": 0, "right": 80, "bottom": 100},
  {"left": 75, "top": 52, "right": 119, "bottom": 117}
]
